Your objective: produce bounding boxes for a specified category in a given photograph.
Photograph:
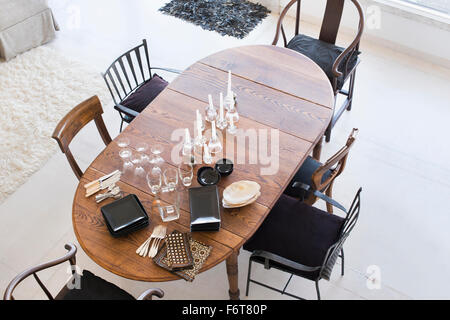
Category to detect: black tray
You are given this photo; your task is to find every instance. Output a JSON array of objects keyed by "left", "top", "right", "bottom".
[
  {"left": 189, "top": 185, "right": 220, "bottom": 232},
  {"left": 101, "top": 194, "right": 149, "bottom": 237}
]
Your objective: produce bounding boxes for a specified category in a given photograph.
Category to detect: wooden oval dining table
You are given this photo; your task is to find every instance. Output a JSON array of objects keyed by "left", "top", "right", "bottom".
[{"left": 72, "top": 45, "right": 334, "bottom": 300}]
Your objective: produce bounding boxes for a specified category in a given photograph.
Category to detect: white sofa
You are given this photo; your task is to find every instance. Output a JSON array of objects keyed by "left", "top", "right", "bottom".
[{"left": 0, "top": 0, "right": 59, "bottom": 61}]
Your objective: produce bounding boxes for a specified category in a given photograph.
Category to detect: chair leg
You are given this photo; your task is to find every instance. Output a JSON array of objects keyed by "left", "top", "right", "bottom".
[
  {"left": 245, "top": 258, "right": 253, "bottom": 296},
  {"left": 340, "top": 248, "right": 345, "bottom": 276},
  {"left": 315, "top": 280, "right": 321, "bottom": 300},
  {"left": 119, "top": 119, "right": 124, "bottom": 133},
  {"left": 325, "top": 182, "right": 334, "bottom": 214},
  {"left": 346, "top": 71, "right": 356, "bottom": 111}
]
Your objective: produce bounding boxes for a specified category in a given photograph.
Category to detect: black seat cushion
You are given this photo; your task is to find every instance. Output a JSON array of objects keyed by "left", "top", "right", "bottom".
[
  {"left": 243, "top": 194, "right": 344, "bottom": 280},
  {"left": 287, "top": 34, "right": 359, "bottom": 90},
  {"left": 283, "top": 156, "right": 332, "bottom": 200},
  {"left": 56, "top": 270, "right": 135, "bottom": 300},
  {"left": 121, "top": 74, "right": 168, "bottom": 114}
]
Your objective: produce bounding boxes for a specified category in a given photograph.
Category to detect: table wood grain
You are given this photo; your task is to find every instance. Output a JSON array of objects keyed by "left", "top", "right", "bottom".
[{"left": 72, "top": 45, "right": 334, "bottom": 299}]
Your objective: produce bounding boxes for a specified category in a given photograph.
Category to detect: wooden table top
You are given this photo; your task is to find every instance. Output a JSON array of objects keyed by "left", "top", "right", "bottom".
[{"left": 72, "top": 45, "right": 334, "bottom": 282}]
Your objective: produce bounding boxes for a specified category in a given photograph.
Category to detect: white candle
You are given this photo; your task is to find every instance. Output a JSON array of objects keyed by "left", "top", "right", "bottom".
[
  {"left": 229, "top": 116, "right": 234, "bottom": 128},
  {"left": 212, "top": 120, "right": 217, "bottom": 138},
  {"left": 185, "top": 128, "right": 191, "bottom": 143},
  {"left": 208, "top": 94, "right": 214, "bottom": 109},
  {"left": 219, "top": 92, "right": 224, "bottom": 120},
  {"left": 227, "top": 70, "right": 232, "bottom": 95},
  {"left": 197, "top": 118, "right": 202, "bottom": 138}
]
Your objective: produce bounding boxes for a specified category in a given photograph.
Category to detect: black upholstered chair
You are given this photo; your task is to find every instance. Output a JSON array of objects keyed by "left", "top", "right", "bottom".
[
  {"left": 244, "top": 187, "right": 362, "bottom": 300},
  {"left": 3, "top": 243, "right": 164, "bottom": 300},
  {"left": 284, "top": 128, "right": 358, "bottom": 213},
  {"left": 273, "top": 0, "right": 364, "bottom": 142},
  {"left": 102, "top": 39, "right": 181, "bottom": 132}
]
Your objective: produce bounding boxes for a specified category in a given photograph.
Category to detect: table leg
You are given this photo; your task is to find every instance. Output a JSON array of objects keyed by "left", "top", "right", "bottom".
[
  {"left": 226, "top": 249, "right": 240, "bottom": 300},
  {"left": 312, "top": 136, "right": 323, "bottom": 160}
]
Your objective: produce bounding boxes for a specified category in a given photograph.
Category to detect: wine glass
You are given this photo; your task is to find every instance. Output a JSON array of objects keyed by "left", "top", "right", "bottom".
[
  {"left": 116, "top": 137, "right": 130, "bottom": 148},
  {"left": 136, "top": 142, "right": 150, "bottom": 162},
  {"left": 119, "top": 148, "right": 133, "bottom": 172},
  {"left": 146, "top": 168, "right": 162, "bottom": 195},
  {"left": 163, "top": 168, "right": 178, "bottom": 192},
  {"left": 150, "top": 144, "right": 164, "bottom": 165},
  {"left": 131, "top": 152, "right": 145, "bottom": 177}
]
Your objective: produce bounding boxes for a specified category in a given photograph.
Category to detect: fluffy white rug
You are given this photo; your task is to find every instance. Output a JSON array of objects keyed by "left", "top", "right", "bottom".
[{"left": 0, "top": 46, "right": 111, "bottom": 204}]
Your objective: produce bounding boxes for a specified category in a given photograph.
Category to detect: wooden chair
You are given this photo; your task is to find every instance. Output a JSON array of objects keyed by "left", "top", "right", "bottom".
[
  {"left": 273, "top": 0, "right": 364, "bottom": 142},
  {"left": 103, "top": 39, "right": 181, "bottom": 132},
  {"left": 52, "top": 95, "right": 112, "bottom": 180},
  {"left": 284, "top": 128, "right": 358, "bottom": 213},
  {"left": 3, "top": 243, "right": 164, "bottom": 300}
]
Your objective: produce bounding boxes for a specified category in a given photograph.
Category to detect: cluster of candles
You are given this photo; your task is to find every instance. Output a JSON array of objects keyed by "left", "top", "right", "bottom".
[{"left": 182, "top": 70, "right": 239, "bottom": 164}]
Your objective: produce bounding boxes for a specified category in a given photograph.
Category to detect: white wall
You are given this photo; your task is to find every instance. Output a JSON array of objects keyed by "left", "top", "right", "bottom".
[{"left": 255, "top": 0, "right": 450, "bottom": 67}]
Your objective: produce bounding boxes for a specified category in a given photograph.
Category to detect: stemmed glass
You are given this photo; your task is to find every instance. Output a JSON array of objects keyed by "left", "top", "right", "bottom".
[
  {"left": 136, "top": 142, "right": 150, "bottom": 163},
  {"left": 119, "top": 148, "right": 133, "bottom": 172},
  {"left": 146, "top": 168, "right": 162, "bottom": 195},
  {"left": 131, "top": 152, "right": 145, "bottom": 177},
  {"left": 150, "top": 144, "right": 164, "bottom": 165}
]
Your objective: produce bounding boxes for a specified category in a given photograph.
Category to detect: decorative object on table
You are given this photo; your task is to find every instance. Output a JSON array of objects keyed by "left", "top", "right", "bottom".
[
  {"left": 225, "top": 97, "right": 239, "bottom": 124},
  {"left": 165, "top": 232, "right": 194, "bottom": 269},
  {"left": 182, "top": 128, "right": 193, "bottom": 156},
  {"left": 52, "top": 96, "right": 112, "bottom": 181},
  {"left": 226, "top": 115, "right": 238, "bottom": 135},
  {"left": 194, "top": 109, "right": 207, "bottom": 150},
  {"left": 205, "top": 94, "right": 218, "bottom": 123},
  {"left": 0, "top": 0, "right": 59, "bottom": 61},
  {"left": 203, "top": 143, "right": 213, "bottom": 164},
  {"left": 225, "top": 70, "right": 236, "bottom": 110},
  {"left": 84, "top": 170, "right": 121, "bottom": 197},
  {"left": 189, "top": 185, "right": 221, "bottom": 231},
  {"left": 208, "top": 121, "right": 222, "bottom": 154},
  {"left": 136, "top": 225, "right": 166, "bottom": 258},
  {"left": 95, "top": 185, "right": 123, "bottom": 203},
  {"left": 214, "top": 159, "right": 234, "bottom": 177},
  {"left": 196, "top": 109, "right": 205, "bottom": 132},
  {"left": 159, "top": 0, "right": 270, "bottom": 39},
  {"left": 197, "top": 166, "right": 221, "bottom": 186},
  {"left": 153, "top": 232, "right": 212, "bottom": 282},
  {"left": 102, "top": 39, "right": 181, "bottom": 132},
  {"left": 216, "top": 92, "right": 228, "bottom": 130},
  {"left": 222, "top": 180, "right": 261, "bottom": 208},
  {"left": 273, "top": 0, "right": 364, "bottom": 142},
  {"left": 101, "top": 194, "right": 149, "bottom": 237}
]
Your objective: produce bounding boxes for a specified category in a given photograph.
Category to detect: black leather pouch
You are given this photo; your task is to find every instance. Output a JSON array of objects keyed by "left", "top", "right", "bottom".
[{"left": 101, "top": 194, "right": 149, "bottom": 237}]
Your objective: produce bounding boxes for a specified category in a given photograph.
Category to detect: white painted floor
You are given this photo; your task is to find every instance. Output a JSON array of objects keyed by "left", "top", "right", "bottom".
[{"left": 1, "top": 0, "right": 449, "bottom": 300}]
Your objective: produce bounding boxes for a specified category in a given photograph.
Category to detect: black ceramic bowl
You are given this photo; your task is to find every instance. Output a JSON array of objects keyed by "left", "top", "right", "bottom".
[
  {"left": 214, "top": 158, "right": 234, "bottom": 176},
  {"left": 197, "top": 166, "right": 221, "bottom": 186}
]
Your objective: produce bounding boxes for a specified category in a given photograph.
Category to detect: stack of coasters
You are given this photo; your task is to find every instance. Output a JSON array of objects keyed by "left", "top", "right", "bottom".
[
  {"left": 101, "top": 194, "right": 149, "bottom": 237},
  {"left": 153, "top": 231, "right": 212, "bottom": 281}
]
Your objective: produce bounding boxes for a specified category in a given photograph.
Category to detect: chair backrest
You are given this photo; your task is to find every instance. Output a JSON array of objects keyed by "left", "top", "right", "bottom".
[
  {"left": 102, "top": 39, "right": 152, "bottom": 105},
  {"left": 319, "top": 187, "right": 361, "bottom": 280},
  {"left": 52, "top": 95, "right": 112, "bottom": 180},
  {"left": 3, "top": 244, "right": 77, "bottom": 300},
  {"left": 273, "top": 0, "right": 364, "bottom": 47},
  {"left": 310, "top": 128, "right": 358, "bottom": 194}
]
